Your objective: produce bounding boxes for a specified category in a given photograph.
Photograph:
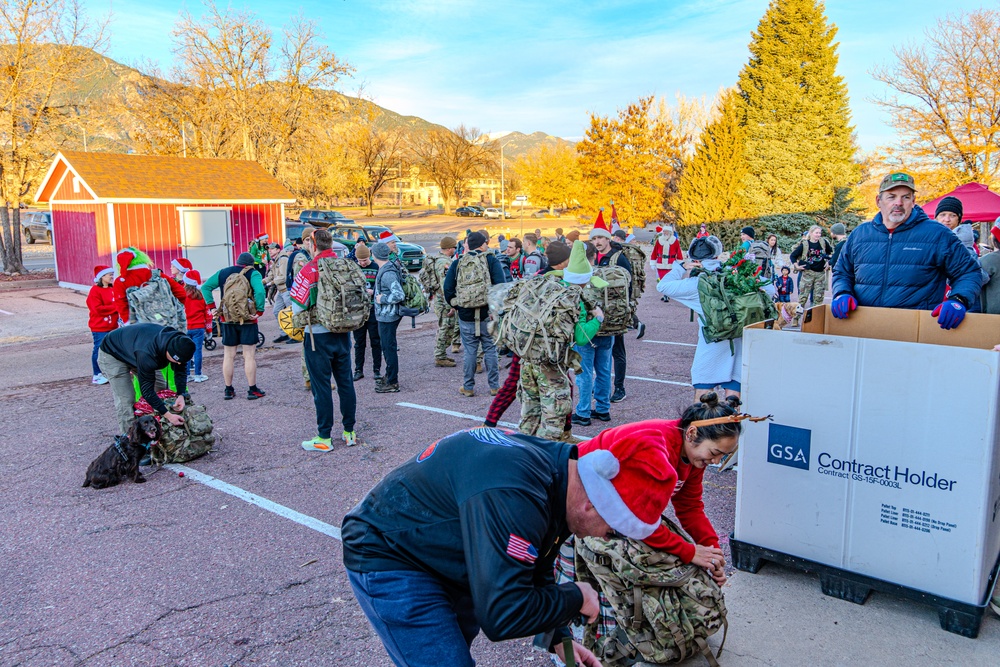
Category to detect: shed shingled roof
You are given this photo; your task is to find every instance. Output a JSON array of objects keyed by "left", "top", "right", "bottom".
[{"left": 47, "top": 151, "right": 295, "bottom": 202}]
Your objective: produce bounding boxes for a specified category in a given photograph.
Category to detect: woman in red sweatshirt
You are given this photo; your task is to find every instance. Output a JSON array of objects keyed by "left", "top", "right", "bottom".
[
  {"left": 87, "top": 265, "right": 118, "bottom": 385},
  {"left": 577, "top": 392, "right": 741, "bottom": 585},
  {"left": 182, "top": 269, "right": 211, "bottom": 382}
]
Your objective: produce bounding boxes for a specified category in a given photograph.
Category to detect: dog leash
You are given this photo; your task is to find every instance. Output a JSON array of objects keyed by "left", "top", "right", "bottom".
[{"left": 112, "top": 435, "right": 129, "bottom": 462}]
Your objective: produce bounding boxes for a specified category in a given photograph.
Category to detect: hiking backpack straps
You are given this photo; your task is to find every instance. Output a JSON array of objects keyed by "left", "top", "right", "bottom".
[
  {"left": 497, "top": 275, "right": 580, "bottom": 365},
  {"left": 314, "top": 256, "right": 371, "bottom": 333},
  {"left": 574, "top": 518, "right": 728, "bottom": 667},
  {"left": 221, "top": 266, "right": 257, "bottom": 324},
  {"left": 126, "top": 268, "right": 186, "bottom": 329},
  {"left": 586, "top": 266, "right": 633, "bottom": 335}
]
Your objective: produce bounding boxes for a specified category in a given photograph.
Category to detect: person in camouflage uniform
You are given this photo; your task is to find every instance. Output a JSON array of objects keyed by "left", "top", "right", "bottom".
[
  {"left": 430, "top": 237, "right": 460, "bottom": 366},
  {"left": 519, "top": 241, "right": 603, "bottom": 440}
]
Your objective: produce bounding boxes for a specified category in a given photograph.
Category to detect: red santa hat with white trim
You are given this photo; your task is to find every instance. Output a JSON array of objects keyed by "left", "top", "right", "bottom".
[
  {"left": 183, "top": 269, "right": 202, "bottom": 287},
  {"left": 171, "top": 257, "right": 193, "bottom": 274},
  {"left": 590, "top": 208, "right": 612, "bottom": 239},
  {"left": 576, "top": 423, "right": 673, "bottom": 539},
  {"left": 93, "top": 265, "right": 113, "bottom": 283},
  {"left": 610, "top": 203, "right": 622, "bottom": 234},
  {"left": 378, "top": 230, "right": 400, "bottom": 244},
  {"left": 116, "top": 248, "right": 138, "bottom": 275}
]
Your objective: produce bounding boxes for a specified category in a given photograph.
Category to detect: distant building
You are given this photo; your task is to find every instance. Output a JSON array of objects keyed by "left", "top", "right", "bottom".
[{"left": 371, "top": 167, "right": 503, "bottom": 208}]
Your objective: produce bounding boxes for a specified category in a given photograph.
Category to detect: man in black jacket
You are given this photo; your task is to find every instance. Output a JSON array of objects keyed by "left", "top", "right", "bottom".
[
  {"left": 443, "top": 231, "right": 506, "bottom": 397},
  {"left": 342, "top": 426, "right": 672, "bottom": 667},
  {"left": 98, "top": 324, "right": 194, "bottom": 435},
  {"left": 591, "top": 226, "right": 633, "bottom": 403}
]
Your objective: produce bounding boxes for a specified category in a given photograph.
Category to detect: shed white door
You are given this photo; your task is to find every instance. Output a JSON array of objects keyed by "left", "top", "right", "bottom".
[{"left": 180, "top": 209, "right": 232, "bottom": 279}]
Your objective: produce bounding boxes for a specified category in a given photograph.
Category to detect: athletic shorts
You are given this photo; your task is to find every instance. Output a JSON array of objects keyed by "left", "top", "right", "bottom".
[
  {"left": 693, "top": 380, "right": 741, "bottom": 392},
  {"left": 221, "top": 322, "right": 259, "bottom": 347}
]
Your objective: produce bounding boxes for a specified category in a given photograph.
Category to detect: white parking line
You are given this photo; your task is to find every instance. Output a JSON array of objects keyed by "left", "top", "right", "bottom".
[
  {"left": 643, "top": 340, "right": 696, "bottom": 347},
  {"left": 396, "top": 402, "right": 585, "bottom": 438},
  {"left": 626, "top": 376, "right": 693, "bottom": 387},
  {"left": 164, "top": 463, "right": 342, "bottom": 541},
  {"left": 0, "top": 308, "right": 12, "bottom": 315}
]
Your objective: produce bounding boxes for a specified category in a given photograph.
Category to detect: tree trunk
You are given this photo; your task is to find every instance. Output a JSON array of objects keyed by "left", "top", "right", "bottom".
[
  {"left": 366, "top": 196, "right": 375, "bottom": 217},
  {"left": 0, "top": 205, "right": 27, "bottom": 274}
]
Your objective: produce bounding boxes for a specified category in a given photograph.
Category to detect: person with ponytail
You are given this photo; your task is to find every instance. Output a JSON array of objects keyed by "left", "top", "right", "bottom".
[{"left": 577, "top": 392, "right": 744, "bottom": 585}]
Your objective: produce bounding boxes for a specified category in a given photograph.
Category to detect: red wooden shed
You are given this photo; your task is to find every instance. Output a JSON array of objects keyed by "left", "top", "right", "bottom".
[{"left": 34, "top": 151, "right": 295, "bottom": 289}]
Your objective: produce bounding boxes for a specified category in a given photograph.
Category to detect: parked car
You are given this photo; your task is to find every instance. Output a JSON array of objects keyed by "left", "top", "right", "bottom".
[
  {"left": 298, "top": 209, "right": 354, "bottom": 227},
  {"left": 483, "top": 207, "right": 504, "bottom": 220},
  {"left": 21, "top": 210, "right": 52, "bottom": 244},
  {"left": 285, "top": 220, "right": 317, "bottom": 242},
  {"left": 455, "top": 207, "right": 478, "bottom": 217},
  {"left": 467, "top": 205, "right": 486, "bottom": 216},
  {"left": 328, "top": 223, "right": 426, "bottom": 271},
  {"left": 530, "top": 209, "right": 558, "bottom": 218}
]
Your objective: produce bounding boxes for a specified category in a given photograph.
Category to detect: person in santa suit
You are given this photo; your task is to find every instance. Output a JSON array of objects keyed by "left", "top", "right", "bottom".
[
  {"left": 649, "top": 224, "right": 683, "bottom": 301},
  {"left": 112, "top": 247, "right": 187, "bottom": 325}
]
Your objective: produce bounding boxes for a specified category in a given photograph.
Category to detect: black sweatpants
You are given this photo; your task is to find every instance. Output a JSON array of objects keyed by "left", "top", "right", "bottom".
[
  {"left": 353, "top": 307, "right": 382, "bottom": 375},
  {"left": 304, "top": 331, "right": 357, "bottom": 439},
  {"left": 378, "top": 318, "right": 402, "bottom": 385},
  {"left": 613, "top": 334, "right": 627, "bottom": 391}
]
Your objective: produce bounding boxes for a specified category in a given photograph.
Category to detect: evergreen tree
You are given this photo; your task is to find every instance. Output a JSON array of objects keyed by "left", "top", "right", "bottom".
[
  {"left": 673, "top": 88, "right": 748, "bottom": 227},
  {"left": 737, "top": 0, "right": 859, "bottom": 216}
]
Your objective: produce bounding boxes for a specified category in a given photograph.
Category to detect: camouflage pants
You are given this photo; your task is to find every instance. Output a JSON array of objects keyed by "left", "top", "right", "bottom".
[
  {"left": 798, "top": 270, "right": 827, "bottom": 308},
  {"left": 518, "top": 361, "right": 571, "bottom": 440},
  {"left": 433, "top": 299, "right": 460, "bottom": 359},
  {"left": 301, "top": 338, "right": 310, "bottom": 384}
]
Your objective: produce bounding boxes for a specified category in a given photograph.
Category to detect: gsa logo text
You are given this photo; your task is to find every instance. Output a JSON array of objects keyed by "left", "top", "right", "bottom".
[{"left": 767, "top": 424, "right": 810, "bottom": 471}]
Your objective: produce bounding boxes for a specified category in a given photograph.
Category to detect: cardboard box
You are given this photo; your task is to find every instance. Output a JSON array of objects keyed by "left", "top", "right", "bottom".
[{"left": 735, "top": 306, "right": 1000, "bottom": 605}]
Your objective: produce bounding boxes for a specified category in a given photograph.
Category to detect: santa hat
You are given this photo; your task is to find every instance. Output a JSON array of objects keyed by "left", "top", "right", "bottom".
[
  {"left": 183, "top": 269, "right": 202, "bottom": 287},
  {"left": 93, "top": 265, "right": 113, "bottom": 283},
  {"left": 590, "top": 208, "right": 612, "bottom": 239},
  {"left": 378, "top": 230, "right": 400, "bottom": 244},
  {"left": 577, "top": 424, "right": 673, "bottom": 540},
  {"left": 610, "top": 203, "right": 621, "bottom": 234},
  {"left": 171, "top": 257, "right": 193, "bottom": 274},
  {"left": 562, "top": 241, "right": 593, "bottom": 285},
  {"left": 255, "top": 233, "right": 269, "bottom": 242}
]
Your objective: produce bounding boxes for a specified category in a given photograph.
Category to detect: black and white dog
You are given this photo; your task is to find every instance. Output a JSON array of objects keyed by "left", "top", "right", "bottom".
[{"left": 82, "top": 415, "right": 162, "bottom": 490}]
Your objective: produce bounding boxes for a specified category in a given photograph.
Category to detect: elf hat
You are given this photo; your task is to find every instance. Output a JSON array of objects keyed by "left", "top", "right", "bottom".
[
  {"left": 577, "top": 424, "right": 673, "bottom": 540},
  {"left": 610, "top": 204, "right": 622, "bottom": 233},
  {"left": 171, "top": 257, "right": 193, "bottom": 274},
  {"left": 183, "top": 269, "right": 202, "bottom": 287},
  {"left": 378, "top": 230, "right": 400, "bottom": 244},
  {"left": 93, "top": 265, "right": 113, "bottom": 283},
  {"left": 590, "top": 208, "right": 612, "bottom": 239},
  {"left": 562, "top": 240, "right": 593, "bottom": 285}
]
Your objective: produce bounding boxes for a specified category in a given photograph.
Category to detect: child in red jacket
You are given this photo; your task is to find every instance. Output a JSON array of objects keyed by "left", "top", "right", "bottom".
[
  {"left": 182, "top": 269, "right": 211, "bottom": 382},
  {"left": 87, "top": 265, "right": 118, "bottom": 384}
]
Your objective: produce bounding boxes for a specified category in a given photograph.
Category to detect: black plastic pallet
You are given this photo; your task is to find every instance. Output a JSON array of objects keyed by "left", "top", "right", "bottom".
[{"left": 729, "top": 534, "right": 998, "bottom": 638}]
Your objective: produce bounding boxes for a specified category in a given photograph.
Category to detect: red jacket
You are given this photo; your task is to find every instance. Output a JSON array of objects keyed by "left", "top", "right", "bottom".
[
  {"left": 185, "top": 293, "right": 211, "bottom": 330},
  {"left": 86, "top": 285, "right": 118, "bottom": 332},
  {"left": 113, "top": 267, "right": 187, "bottom": 324},
  {"left": 579, "top": 419, "right": 719, "bottom": 563}
]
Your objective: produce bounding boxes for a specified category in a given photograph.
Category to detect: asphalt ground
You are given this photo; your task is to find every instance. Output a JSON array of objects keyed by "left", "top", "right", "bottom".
[{"left": 1, "top": 270, "right": 731, "bottom": 666}]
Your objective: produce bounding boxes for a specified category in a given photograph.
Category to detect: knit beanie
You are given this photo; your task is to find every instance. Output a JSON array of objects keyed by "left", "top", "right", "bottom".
[
  {"left": 466, "top": 231, "right": 487, "bottom": 251},
  {"left": 372, "top": 242, "right": 391, "bottom": 260},
  {"left": 183, "top": 269, "right": 202, "bottom": 286},
  {"left": 830, "top": 222, "right": 847, "bottom": 236},
  {"left": 93, "top": 265, "right": 113, "bottom": 283},
  {"left": 355, "top": 244, "right": 371, "bottom": 259},
  {"left": 741, "top": 226, "right": 756, "bottom": 239},
  {"left": 545, "top": 241, "right": 572, "bottom": 267},
  {"left": 171, "top": 257, "right": 193, "bottom": 274},
  {"left": 566, "top": 230, "right": 581, "bottom": 243},
  {"left": 576, "top": 423, "right": 673, "bottom": 540},
  {"left": 935, "top": 196, "right": 963, "bottom": 221},
  {"left": 167, "top": 335, "right": 196, "bottom": 364},
  {"left": 236, "top": 252, "right": 255, "bottom": 267},
  {"left": 561, "top": 241, "right": 592, "bottom": 284},
  {"left": 440, "top": 236, "right": 457, "bottom": 250}
]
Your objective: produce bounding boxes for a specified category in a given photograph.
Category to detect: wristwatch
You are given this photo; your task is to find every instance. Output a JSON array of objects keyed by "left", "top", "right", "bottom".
[{"left": 949, "top": 294, "right": 970, "bottom": 308}]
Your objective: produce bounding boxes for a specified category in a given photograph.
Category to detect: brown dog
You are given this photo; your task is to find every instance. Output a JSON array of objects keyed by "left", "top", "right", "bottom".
[
  {"left": 83, "top": 415, "right": 162, "bottom": 490},
  {"left": 772, "top": 302, "right": 804, "bottom": 330}
]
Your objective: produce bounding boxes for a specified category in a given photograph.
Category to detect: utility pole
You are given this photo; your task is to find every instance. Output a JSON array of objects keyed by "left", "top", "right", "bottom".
[
  {"left": 500, "top": 143, "right": 505, "bottom": 215},
  {"left": 398, "top": 159, "right": 402, "bottom": 218}
]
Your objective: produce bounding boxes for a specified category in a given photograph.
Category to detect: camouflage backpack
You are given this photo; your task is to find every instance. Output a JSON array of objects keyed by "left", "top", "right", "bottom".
[
  {"left": 575, "top": 518, "right": 728, "bottom": 667},
  {"left": 486, "top": 281, "right": 516, "bottom": 336},
  {"left": 497, "top": 275, "right": 581, "bottom": 365},
  {"left": 313, "top": 256, "right": 371, "bottom": 333},
  {"left": 696, "top": 270, "right": 776, "bottom": 346},
  {"left": 584, "top": 266, "right": 634, "bottom": 336},
  {"left": 418, "top": 256, "right": 448, "bottom": 296},
  {"left": 149, "top": 404, "right": 215, "bottom": 464},
  {"left": 401, "top": 271, "right": 429, "bottom": 312},
  {"left": 451, "top": 252, "right": 491, "bottom": 308},
  {"left": 612, "top": 242, "right": 648, "bottom": 298},
  {"left": 126, "top": 269, "right": 186, "bottom": 330},
  {"left": 221, "top": 267, "right": 257, "bottom": 324}
]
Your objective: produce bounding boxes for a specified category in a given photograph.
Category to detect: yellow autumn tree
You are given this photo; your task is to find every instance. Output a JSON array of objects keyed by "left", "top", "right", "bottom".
[{"left": 512, "top": 144, "right": 580, "bottom": 212}]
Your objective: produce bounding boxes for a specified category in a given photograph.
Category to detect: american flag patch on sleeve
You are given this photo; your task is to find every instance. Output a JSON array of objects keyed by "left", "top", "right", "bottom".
[{"left": 506, "top": 534, "right": 538, "bottom": 564}]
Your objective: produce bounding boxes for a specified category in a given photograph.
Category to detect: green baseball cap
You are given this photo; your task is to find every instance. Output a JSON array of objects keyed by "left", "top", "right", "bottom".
[{"left": 879, "top": 172, "right": 916, "bottom": 193}]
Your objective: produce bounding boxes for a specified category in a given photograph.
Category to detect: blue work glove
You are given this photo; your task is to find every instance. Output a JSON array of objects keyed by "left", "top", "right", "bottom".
[
  {"left": 831, "top": 294, "right": 857, "bottom": 319},
  {"left": 932, "top": 300, "right": 967, "bottom": 330}
]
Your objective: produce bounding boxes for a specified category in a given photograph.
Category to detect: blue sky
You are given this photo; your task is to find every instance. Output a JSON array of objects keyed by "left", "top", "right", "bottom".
[{"left": 99, "top": 0, "right": 990, "bottom": 151}]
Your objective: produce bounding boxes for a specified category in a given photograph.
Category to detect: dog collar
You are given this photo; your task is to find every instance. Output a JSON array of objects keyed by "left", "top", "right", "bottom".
[{"left": 113, "top": 435, "right": 129, "bottom": 462}]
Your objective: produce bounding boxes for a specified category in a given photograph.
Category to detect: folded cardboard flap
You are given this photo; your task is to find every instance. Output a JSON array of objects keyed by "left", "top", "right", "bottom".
[{"left": 797, "top": 305, "right": 1000, "bottom": 350}]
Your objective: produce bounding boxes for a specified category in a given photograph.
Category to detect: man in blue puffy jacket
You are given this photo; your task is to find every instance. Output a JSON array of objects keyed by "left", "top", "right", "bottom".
[{"left": 831, "top": 172, "right": 982, "bottom": 330}]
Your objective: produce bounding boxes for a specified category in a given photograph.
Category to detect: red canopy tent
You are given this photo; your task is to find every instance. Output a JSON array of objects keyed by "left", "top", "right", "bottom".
[{"left": 923, "top": 183, "right": 1000, "bottom": 223}]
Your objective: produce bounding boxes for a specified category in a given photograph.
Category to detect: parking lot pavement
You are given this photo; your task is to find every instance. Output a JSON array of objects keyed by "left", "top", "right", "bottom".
[{"left": 2, "top": 275, "right": 992, "bottom": 665}]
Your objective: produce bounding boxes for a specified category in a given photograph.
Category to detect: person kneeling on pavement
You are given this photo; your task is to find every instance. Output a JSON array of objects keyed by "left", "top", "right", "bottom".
[
  {"left": 341, "top": 425, "right": 675, "bottom": 667},
  {"left": 98, "top": 323, "right": 193, "bottom": 438}
]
